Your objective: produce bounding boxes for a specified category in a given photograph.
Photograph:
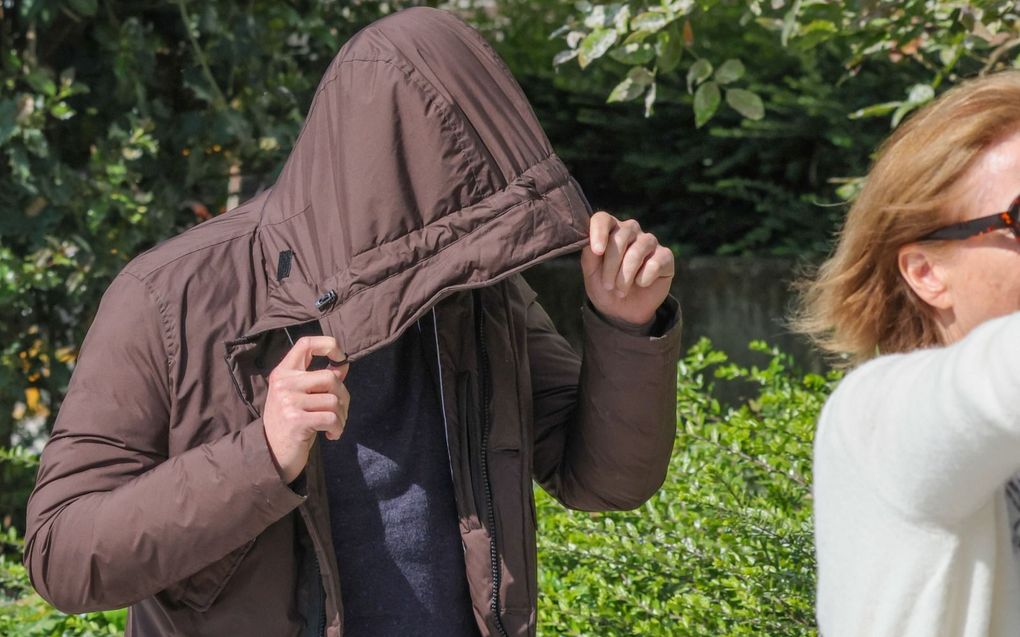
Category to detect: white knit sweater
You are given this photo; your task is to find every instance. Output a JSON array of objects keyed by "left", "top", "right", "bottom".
[{"left": 814, "top": 312, "right": 1020, "bottom": 636}]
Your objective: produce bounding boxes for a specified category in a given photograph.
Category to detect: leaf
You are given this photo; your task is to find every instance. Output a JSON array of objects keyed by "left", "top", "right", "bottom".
[
  {"left": 548, "top": 24, "right": 571, "bottom": 40},
  {"left": 607, "top": 78, "right": 644, "bottom": 104},
  {"left": 553, "top": 49, "right": 580, "bottom": 66},
  {"left": 644, "top": 81, "right": 657, "bottom": 118},
  {"left": 726, "top": 88, "right": 765, "bottom": 120},
  {"left": 25, "top": 71, "right": 56, "bottom": 97},
  {"left": 630, "top": 11, "right": 671, "bottom": 34},
  {"left": 906, "top": 83, "right": 935, "bottom": 104},
  {"left": 578, "top": 28, "right": 618, "bottom": 69},
  {"left": 781, "top": 0, "right": 802, "bottom": 46},
  {"left": 627, "top": 67, "right": 655, "bottom": 85},
  {"left": 792, "top": 19, "right": 838, "bottom": 50},
  {"left": 25, "top": 387, "right": 40, "bottom": 412},
  {"left": 687, "top": 58, "right": 713, "bottom": 92},
  {"left": 612, "top": 5, "right": 632, "bottom": 32},
  {"left": 624, "top": 30, "right": 654, "bottom": 45},
  {"left": 890, "top": 84, "right": 934, "bottom": 128},
  {"left": 848, "top": 101, "right": 901, "bottom": 119},
  {"left": 715, "top": 59, "right": 745, "bottom": 84},
  {"left": 583, "top": 5, "right": 609, "bottom": 29},
  {"left": 655, "top": 25, "right": 683, "bottom": 74},
  {"left": 610, "top": 42, "right": 655, "bottom": 65},
  {"left": 890, "top": 102, "right": 919, "bottom": 128},
  {"left": 607, "top": 67, "right": 655, "bottom": 103},
  {"left": 694, "top": 81, "right": 721, "bottom": 127},
  {"left": 49, "top": 102, "right": 75, "bottom": 120}
]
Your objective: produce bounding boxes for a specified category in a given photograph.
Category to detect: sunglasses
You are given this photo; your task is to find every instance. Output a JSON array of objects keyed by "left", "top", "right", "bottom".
[{"left": 919, "top": 194, "right": 1020, "bottom": 242}]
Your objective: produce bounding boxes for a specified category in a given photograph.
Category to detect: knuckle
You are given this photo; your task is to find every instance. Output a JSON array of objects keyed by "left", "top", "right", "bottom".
[{"left": 267, "top": 372, "right": 282, "bottom": 389}]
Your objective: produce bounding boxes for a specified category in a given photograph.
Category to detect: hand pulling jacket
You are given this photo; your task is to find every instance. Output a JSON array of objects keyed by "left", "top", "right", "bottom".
[{"left": 24, "top": 8, "right": 682, "bottom": 636}]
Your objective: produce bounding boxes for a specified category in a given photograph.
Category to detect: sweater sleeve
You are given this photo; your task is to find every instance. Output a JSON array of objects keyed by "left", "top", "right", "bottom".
[
  {"left": 524, "top": 277, "right": 683, "bottom": 511},
  {"left": 820, "top": 310, "right": 1020, "bottom": 525},
  {"left": 23, "top": 271, "right": 305, "bottom": 613}
]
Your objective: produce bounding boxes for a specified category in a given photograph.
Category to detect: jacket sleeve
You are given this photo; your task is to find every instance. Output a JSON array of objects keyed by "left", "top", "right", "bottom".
[
  {"left": 817, "top": 310, "right": 1020, "bottom": 525},
  {"left": 23, "top": 271, "right": 305, "bottom": 614},
  {"left": 524, "top": 278, "right": 683, "bottom": 511}
]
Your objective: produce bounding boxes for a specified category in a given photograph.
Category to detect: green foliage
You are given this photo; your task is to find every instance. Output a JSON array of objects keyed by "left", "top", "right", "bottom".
[
  {"left": 537, "top": 1, "right": 1020, "bottom": 259},
  {"left": 536, "top": 339, "right": 840, "bottom": 635},
  {"left": 557, "top": 1, "right": 1020, "bottom": 127}
]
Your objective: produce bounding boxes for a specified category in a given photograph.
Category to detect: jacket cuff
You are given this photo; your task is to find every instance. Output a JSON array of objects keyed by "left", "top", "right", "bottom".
[
  {"left": 241, "top": 419, "right": 307, "bottom": 516},
  {"left": 583, "top": 295, "right": 682, "bottom": 343}
]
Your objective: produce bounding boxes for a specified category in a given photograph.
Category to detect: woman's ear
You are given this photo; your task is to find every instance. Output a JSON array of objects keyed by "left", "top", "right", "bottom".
[{"left": 898, "top": 243, "right": 953, "bottom": 310}]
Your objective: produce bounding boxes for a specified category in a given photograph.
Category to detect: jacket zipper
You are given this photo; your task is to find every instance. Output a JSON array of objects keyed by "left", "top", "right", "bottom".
[
  {"left": 474, "top": 291, "right": 509, "bottom": 637},
  {"left": 314, "top": 551, "right": 326, "bottom": 637},
  {"left": 296, "top": 486, "right": 330, "bottom": 637}
]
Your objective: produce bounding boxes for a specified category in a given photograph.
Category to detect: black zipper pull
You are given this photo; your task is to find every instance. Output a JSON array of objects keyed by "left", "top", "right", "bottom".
[{"left": 314, "top": 289, "right": 337, "bottom": 312}]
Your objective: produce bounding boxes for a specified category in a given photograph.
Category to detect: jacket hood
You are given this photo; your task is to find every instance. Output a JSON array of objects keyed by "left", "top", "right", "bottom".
[{"left": 248, "top": 7, "right": 591, "bottom": 360}]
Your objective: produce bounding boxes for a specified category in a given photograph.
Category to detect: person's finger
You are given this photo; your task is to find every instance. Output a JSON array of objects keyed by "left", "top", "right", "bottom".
[
  {"left": 588, "top": 211, "right": 617, "bottom": 256},
  {"left": 616, "top": 233, "right": 659, "bottom": 295},
  {"left": 634, "top": 246, "right": 675, "bottom": 288},
  {"left": 601, "top": 220, "right": 640, "bottom": 293},
  {"left": 337, "top": 384, "right": 351, "bottom": 424},
  {"left": 277, "top": 368, "right": 346, "bottom": 395},
  {"left": 301, "top": 391, "right": 345, "bottom": 413},
  {"left": 306, "top": 410, "right": 345, "bottom": 441},
  {"left": 278, "top": 335, "right": 345, "bottom": 372}
]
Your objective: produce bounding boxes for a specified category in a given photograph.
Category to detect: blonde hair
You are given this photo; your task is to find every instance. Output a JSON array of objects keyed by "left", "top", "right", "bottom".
[{"left": 795, "top": 71, "right": 1020, "bottom": 365}]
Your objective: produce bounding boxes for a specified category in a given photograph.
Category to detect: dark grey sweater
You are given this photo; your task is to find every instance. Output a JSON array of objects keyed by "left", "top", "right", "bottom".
[{"left": 320, "top": 310, "right": 480, "bottom": 636}]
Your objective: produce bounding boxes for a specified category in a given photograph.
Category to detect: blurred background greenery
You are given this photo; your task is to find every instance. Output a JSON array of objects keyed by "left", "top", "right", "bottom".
[{"left": 3, "top": 0, "right": 1020, "bottom": 634}]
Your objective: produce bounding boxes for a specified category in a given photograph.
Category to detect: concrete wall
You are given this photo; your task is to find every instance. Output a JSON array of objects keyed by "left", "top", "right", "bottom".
[{"left": 521, "top": 255, "right": 825, "bottom": 374}]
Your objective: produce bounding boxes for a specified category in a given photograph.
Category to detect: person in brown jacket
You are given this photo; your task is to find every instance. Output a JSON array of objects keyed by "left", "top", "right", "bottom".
[{"left": 24, "top": 8, "right": 682, "bottom": 637}]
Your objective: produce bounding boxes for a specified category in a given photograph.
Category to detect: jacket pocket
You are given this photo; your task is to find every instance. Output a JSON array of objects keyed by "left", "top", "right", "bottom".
[{"left": 163, "top": 537, "right": 257, "bottom": 612}]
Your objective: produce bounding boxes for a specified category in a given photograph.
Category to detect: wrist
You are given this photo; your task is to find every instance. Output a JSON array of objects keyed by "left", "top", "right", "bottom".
[{"left": 587, "top": 301, "right": 657, "bottom": 336}]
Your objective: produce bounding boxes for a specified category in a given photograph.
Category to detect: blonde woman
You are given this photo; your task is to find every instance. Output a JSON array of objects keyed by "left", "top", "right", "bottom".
[{"left": 798, "top": 71, "right": 1020, "bottom": 636}]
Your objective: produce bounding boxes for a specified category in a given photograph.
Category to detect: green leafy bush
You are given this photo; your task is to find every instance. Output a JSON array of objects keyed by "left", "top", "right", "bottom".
[{"left": 536, "top": 338, "right": 840, "bottom": 636}]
